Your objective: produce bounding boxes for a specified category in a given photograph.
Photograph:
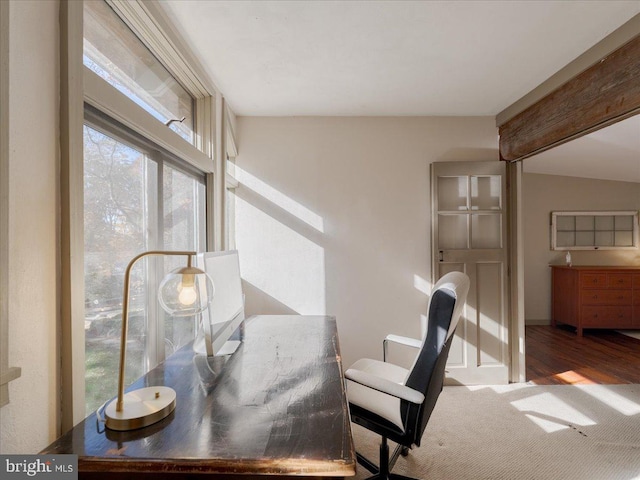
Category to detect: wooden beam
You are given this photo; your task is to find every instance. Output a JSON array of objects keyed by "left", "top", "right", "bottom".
[{"left": 499, "top": 34, "right": 640, "bottom": 162}]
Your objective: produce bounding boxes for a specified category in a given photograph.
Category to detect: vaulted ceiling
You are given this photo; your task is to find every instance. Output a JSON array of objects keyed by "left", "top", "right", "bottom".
[{"left": 524, "top": 115, "right": 640, "bottom": 183}]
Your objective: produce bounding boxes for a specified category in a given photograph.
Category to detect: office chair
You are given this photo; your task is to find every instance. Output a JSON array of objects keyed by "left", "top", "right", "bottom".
[{"left": 345, "top": 271, "right": 470, "bottom": 480}]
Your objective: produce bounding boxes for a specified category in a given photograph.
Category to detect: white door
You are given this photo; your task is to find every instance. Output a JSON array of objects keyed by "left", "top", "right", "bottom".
[{"left": 431, "top": 161, "right": 509, "bottom": 385}]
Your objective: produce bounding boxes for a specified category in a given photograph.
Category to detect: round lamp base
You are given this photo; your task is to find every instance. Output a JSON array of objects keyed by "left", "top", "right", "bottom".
[{"left": 105, "top": 386, "right": 176, "bottom": 431}]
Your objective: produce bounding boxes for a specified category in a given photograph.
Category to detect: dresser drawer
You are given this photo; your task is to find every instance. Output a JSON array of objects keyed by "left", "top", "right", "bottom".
[
  {"left": 608, "top": 274, "right": 632, "bottom": 289},
  {"left": 580, "top": 274, "right": 607, "bottom": 289},
  {"left": 581, "top": 290, "right": 632, "bottom": 306},
  {"left": 581, "top": 306, "right": 633, "bottom": 327},
  {"left": 634, "top": 274, "right": 640, "bottom": 290}
]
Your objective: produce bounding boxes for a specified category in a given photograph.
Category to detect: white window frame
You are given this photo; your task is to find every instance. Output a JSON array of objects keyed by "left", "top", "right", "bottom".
[
  {"left": 0, "top": 0, "right": 22, "bottom": 408},
  {"left": 83, "top": 111, "right": 208, "bottom": 409},
  {"left": 551, "top": 210, "right": 639, "bottom": 251},
  {"left": 61, "top": 0, "right": 231, "bottom": 430},
  {"left": 224, "top": 104, "right": 239, "bottom": 250},
  {"left": 83, "top": 68, "right": 213, "bottom": 174}
]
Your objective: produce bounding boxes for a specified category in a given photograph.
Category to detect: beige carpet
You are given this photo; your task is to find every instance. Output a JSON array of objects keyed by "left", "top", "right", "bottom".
[
  {"left": 352, "top": 384, "right": 640, "bottom": 480},
  {"left": 619, "top": 330, "right": 640, "bottom": 341}
]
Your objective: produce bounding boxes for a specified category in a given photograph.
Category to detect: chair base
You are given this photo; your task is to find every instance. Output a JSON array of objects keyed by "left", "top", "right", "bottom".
[
  {"left": 357, "top": 439, "right": 419, "bottom": 480},
  {"left": 359, "top": 474, "right": 419, "bottom": 480}
]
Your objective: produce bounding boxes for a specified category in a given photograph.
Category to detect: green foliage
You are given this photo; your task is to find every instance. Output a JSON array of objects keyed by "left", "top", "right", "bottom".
[
  {"left": 85, "top": 338, "right": 145, "bottom": 416},
  {"left": 82, "top": 124, "right": 202, "bottom": 415}
]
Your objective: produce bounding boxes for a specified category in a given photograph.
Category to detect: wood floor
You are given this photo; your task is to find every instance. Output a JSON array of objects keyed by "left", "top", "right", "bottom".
[{"left": 526, "top": 325, "right": 640, "bottom": 385}]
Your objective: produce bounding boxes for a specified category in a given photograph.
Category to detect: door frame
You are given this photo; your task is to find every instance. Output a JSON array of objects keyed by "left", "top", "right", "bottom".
[
  {"left": 506, "top": 161, "right": 525, "bottom": 383},
  {"left": 430, "top": 160, "right": 526, "bottom": 384},
  {"left": 499, "top": 19, "right": 639, "bottom": 383}
]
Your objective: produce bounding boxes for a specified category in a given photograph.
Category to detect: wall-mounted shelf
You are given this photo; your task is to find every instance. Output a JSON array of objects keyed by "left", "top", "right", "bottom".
[{"left": 551, "top": 211, "right": 638, "bottom": 251}]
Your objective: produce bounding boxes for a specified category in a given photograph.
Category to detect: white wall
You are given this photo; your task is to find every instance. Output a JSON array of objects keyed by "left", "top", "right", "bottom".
[
  {"left": 233, "top": 116, "right": 497, "bottom": 368},
  {"left": 523, "top": 173, "right": 640, "bottom": 324},
  {"left": 0, "top": 0, "right": 60, "bottom": 453}
]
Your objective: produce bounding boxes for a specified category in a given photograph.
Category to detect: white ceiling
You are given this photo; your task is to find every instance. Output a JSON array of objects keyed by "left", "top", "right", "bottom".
[
  {"left": 160, "top": 0, "right": 639, "bottom": 117},
  {"left": 159, "top": 1, "right": 639, "bottom": 183},
  {"left": 524, "top": 115, "right": 640, "bottom": 183}
]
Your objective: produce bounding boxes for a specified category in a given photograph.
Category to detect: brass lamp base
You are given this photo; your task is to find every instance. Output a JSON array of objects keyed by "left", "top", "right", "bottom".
[{"left": 105, "top": 386, "right": 176, "bottom": 431}]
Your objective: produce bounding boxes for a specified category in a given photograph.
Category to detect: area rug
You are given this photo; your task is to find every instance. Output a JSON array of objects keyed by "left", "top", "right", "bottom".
[
  {"left": 619, "top": 330, "right": 640, "bottom": 341},
  {"left": 351, "top": 384, "right": 640, "bottom": 480}
]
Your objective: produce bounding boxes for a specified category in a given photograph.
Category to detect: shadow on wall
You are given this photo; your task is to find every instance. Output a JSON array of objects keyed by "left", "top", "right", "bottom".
[
  {"left": 232, "top": 165, "right": 327, "bottom": 316},
  {"left": 232, "top": 160, "right": 514, "bottom": 380},
  {"left": 242, "top": 279, "right": 299, "bottom": 316}
]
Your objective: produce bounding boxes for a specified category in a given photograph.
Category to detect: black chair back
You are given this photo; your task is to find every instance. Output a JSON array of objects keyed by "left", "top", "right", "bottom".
[{"left": 400, "top": 273, "right": 468, "bottom": 446}]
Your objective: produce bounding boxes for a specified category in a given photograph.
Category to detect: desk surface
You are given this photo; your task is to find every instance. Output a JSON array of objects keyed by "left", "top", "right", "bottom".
[{"left": 43, "top": 315, "right": 356, "bottom": 479}]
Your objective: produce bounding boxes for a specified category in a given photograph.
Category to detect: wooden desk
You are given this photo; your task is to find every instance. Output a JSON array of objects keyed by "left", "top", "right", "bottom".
[{"left": 43, "top": 315, "right": 356, "bottom": 479}]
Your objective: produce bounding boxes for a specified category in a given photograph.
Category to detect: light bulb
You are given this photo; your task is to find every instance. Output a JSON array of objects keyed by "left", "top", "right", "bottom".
[
  {"left": 178, "top": 284, "right": 197, "bottom": 306},
  {"left": 158, "top": 267, "right": 212, "bottom": 316}
]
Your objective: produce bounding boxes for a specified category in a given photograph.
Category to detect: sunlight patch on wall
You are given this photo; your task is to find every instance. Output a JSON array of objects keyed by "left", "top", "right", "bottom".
[
  {"left": 235, "top": 166, "right": 324, "bottom": 233},
  {"left": 235, "top": 196, "right": 326, "bottom": 314},
  {"left": 413, "top": 275, "right": 432, "bottom": 296},
  {"left": 413, "top": 276, "right": 434, "bottom": 339}
]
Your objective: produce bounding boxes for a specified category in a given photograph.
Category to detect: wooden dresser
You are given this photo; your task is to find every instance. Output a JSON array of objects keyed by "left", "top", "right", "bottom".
[{"left": 551, "top": 265, "right": 640, "bottom": 336}]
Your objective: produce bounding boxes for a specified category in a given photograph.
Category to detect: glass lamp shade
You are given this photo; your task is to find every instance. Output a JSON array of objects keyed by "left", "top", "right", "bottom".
[{"left": 158, "top": 265, "right": 214, "bottom": 317}]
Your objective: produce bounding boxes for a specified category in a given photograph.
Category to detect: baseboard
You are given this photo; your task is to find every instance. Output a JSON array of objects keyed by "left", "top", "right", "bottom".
[{"left": 525, "top": 319, "right": 551, "bottom": 326}]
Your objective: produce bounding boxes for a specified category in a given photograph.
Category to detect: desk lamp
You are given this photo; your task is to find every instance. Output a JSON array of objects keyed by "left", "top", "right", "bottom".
[{"left": 104, "top": 250, "right": 214, "bottom": 431}]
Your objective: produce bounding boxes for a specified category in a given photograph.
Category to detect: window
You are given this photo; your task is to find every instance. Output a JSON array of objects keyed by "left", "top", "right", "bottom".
[
  {"left": 81, "top": 1, "right": 214, "bottom": 416},
  {"left": 84, "top": 0, "right": 194, "bottom": 143},
  {"left": 551, "top": 211, "right": 639, "bottom": 250},
  {"left": 83, "top": 119, "right": 206, "bottom": 414},
  {"left": 58, "top": 0, "right": 223, "bottom": 425},
  {"left": 436, "top": 175, "right": 503, "bottom": 250}
]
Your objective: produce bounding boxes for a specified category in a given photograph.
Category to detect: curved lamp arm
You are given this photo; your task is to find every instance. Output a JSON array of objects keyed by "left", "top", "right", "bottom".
[{"left": 115, "top": 250, "right": 197, "bottom": 412}]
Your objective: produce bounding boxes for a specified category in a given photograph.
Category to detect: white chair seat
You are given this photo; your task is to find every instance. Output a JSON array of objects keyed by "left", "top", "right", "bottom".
[
  {"left": 346, "top": 358, "right": 409, "bottom": 431},
  {"left": 345, "top": 271, "right": 470, "bottom": 480}
]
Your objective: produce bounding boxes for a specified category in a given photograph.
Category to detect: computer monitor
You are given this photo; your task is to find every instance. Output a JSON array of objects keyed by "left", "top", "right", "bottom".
[{"left": 193, "top": 250, "right": 245, "bottom": 357}]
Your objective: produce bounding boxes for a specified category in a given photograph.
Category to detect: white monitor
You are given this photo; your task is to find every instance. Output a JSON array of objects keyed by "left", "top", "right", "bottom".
[{"left": 193, "top": 250, "right": 245, "bottom": 357}]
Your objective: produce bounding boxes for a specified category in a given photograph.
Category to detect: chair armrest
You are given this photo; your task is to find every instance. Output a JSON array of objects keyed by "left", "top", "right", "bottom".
[
  {"left": 345, "top": 368, "right": 425, "bottom": 404},
  {"left": 383, "top": 334, "right": 421, "bottom": 362},
  {"left": 384, "top": 334, "right": 421, "bottom": 349}
]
